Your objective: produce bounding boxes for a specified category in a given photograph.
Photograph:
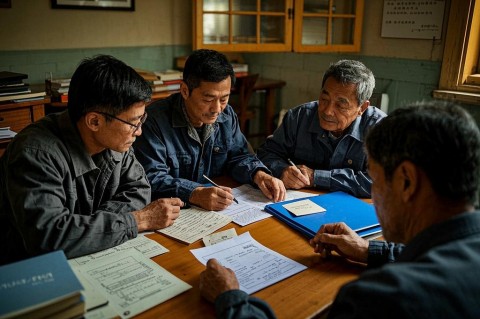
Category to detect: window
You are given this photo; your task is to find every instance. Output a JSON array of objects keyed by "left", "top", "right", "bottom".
[{"left": 434, "top": 0, "right": 480, "bottom": 104}]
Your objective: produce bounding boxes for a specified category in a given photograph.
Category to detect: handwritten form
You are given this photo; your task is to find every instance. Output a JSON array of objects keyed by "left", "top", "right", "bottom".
[
  {"left": 203, "top": 228, "right": 238, "bottom": 246},
  {"left": 223, "top": 185, "right": 317, "bottom": 226},
  {"left": 157, "top": 208, "right": 232, "bottom": 244},
  {"left": 191, "top": 232, "right": 307, "bottom": 294},
  {"left": 70, "top": 248, "right": 191, "bottom": 319}
]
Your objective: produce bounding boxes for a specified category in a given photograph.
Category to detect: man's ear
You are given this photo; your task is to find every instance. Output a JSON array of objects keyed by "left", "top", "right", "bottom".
[
  {"left": 85, "top": 112, "right": 101, "bottom": 132},
  {"left": 180, "top": 82, "right": 190, "bottom": 100},
  {"left": 397, "top": 161, "right": 418, "bottom": 202},
  {"left": 358, "top": 100, "right": 370, "bottom": 115}
]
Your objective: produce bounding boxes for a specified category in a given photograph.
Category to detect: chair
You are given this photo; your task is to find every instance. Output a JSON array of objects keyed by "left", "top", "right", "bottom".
[{"left": 230, "top": 73, "right": 259, "bottom": 134}]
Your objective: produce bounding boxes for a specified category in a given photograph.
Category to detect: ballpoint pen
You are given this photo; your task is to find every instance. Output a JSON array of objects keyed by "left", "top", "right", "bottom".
[
  {"left": 287, "top": 158, "right": 299, "bottom": 169},
  {"left": 202, "top": 174, "right": 239, "bottom": 204}
]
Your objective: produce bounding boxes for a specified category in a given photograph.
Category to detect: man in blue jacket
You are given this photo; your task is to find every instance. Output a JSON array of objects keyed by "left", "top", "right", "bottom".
[
  {"left": 257, "top": 60, "right": 386, "bottom": 197},
  {"left": 199, "top": 101, "right": 480, "bottom": 319},
  {"left": 134, "top": 49, "right": 285, "bottom": 211}
]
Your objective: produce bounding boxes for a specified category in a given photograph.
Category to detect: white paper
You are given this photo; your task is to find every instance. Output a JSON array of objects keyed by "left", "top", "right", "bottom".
[
  {"left": 221, "top": 185, "right": 317, "bottom": 226},
  {"left": 72, "top": 248, "right": 191, "bottom": 319},
  {"left": 203, "top": 228, "right": 238, "bottom": 246},
  {"left": 157, "top": 208, "right": 232, "bottom": 244},
  {"left": 283, "top": 199, "right": 326, "bottom": 216},
  {"left": 191, "top": 232, "right": 307, "bottom": 294},
  {"left": 70, "top": 236, "right": 169, "bottom": 266}
]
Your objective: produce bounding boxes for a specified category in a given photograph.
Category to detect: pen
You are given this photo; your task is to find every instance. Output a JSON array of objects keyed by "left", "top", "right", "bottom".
[
  {"left": 202, "top": 174, "right": 239, "bottom": 204},
  {"left": 287, "top": 158, "right": 299, "bottom": 168}
]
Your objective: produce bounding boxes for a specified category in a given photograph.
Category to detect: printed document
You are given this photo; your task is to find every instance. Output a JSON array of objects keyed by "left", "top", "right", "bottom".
[
  {"left": 191, "top": 232, "right": 307, "bottom": 294},
  {"left": 157, "top": 208, "right": 232, "bottom": 244},
  {"left": 71, "top": 248, "right": 191, "bottom": 319},
  {"left": 283, "top": 199, "right": 326, "bottom": 216}
]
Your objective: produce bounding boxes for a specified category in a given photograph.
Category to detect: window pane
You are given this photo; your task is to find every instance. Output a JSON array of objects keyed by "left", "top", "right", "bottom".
[
  {"left": 261, "top": 16, "right": 285, "bottom": 43},
  {"left": 232, "top": 15, "right": 257, "bottom": 43},
  {"left": 203, "top": 14, "right": 229, "bottom": 44},
  {"left": 332, "top": 18, "right": 354, "bottom": 44},
  {"left": 302, "top": 17, "right": 328, "bottom": 45},
  {"left": 303, "top": 0, "right": 329, "bottom": 13},
  {"left": 203, "top": 0, "right": 228, "bottom": 11},
  {"left": 232, "top": 0, "right": 256, "bottom": 11},
  {"left": 333, "top": 0, "right": 356, "bottom": 14},
  {"left": 261, "top": 0, "right": 285, "bottom": 12}
]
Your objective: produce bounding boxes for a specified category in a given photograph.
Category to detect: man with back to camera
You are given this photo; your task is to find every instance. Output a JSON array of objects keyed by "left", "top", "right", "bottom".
[
  {"left": 0, "top": 55, "right": 184, "bottom": 265},
  {"left": 199, "top": 100, "right": 480, "bottom": 319},
  {"left": 133, "top": 49, "right": 285, "bottom": 211},
  {"left": 257, "top": 60, "right": 387, "bottom": 197}
]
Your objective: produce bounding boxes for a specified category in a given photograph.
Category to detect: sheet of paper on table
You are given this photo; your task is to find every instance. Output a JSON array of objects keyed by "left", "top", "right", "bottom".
[
  {"left": 221, "top": 184, "right": 317, "bottom": 226},
  {"left": 191, "top": 231, "right": 307, "bottom": 294},
  {"left": 156, "top": 207, "right": 232, "bottom": 244},
  {"left": 283, "top": 199, "right": 326, "bottom": 216},
  {"left": 70, "top": 248, "right": 191, "bottom": 319}
]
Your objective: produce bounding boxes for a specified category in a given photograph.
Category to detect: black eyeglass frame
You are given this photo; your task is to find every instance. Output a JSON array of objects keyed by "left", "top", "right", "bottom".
[{"left": 97, "top": 111, "right": 147, "bottom": 133}]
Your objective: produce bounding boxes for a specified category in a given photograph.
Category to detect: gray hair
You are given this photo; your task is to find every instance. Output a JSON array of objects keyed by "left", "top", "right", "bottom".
[{"left": 322, "top": 60, "right": 375, "bottom": 105}]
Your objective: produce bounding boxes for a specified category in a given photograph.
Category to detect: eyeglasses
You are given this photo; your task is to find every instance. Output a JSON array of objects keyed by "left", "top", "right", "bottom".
[{"left": 97, "top": 111, "right": 147, "bottom": 134}]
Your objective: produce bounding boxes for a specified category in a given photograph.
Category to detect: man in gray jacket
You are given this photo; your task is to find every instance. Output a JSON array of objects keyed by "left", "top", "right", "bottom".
[{"left": 0, "top": 55, "right": 183, "bottom": 265}]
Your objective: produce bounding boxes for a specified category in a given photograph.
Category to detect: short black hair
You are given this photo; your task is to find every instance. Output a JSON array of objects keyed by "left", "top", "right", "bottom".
[
  {"left": 182, "top": 49, "right": 235, "bottom": 92},
  {"left": 68, "top": 55, "right": 152, "bottom": 122},
  {"left": 366, "top": 100, "right": 480, "bottom": 204}
]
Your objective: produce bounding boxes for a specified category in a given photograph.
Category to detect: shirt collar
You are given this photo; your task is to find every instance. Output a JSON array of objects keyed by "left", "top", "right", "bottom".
[
  {"left": 308, "top": 108, "right": 363, "bottom": 142},
  {"left": 58, "top": 110, "right": 121, "bottom": 178}
]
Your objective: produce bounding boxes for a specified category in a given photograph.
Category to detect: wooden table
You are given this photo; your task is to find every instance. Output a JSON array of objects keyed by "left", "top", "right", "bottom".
[{"left": 134, "top": 179, "right": 367, "bottom": 319}]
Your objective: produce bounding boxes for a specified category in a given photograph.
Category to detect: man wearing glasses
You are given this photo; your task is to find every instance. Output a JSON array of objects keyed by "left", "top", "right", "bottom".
[{"left": 0, "top": 55, "right": 184, "bottom": 265}]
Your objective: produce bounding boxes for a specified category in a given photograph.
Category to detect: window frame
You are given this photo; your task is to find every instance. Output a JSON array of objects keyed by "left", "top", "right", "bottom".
[{"left": 434, "top": 0, "right": 480, "bottom": 104}]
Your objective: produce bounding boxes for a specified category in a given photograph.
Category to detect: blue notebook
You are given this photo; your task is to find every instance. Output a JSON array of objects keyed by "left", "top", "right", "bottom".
[
  {"left": 265, "top": 191, "right": 381, "bottom": 239},
  {"left": 0, "top": 250, "right": 84, "bottom": 318}
]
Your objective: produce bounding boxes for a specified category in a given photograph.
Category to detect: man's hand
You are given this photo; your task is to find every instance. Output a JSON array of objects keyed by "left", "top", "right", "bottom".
[
  {"left": 190, "top": 186, "right": 234, "bottom": 211},
  {"left": 133, "top": 198, "right": 183, "bottom": 232},
  {"left": 309, "top": 222, "right": 369, "bottom": 263},
  {"left": 199, "top": 259, "right": 240, "bottom": 303},
  {"left": 253, "top": 170, "right": 286, "bottom": 202},
  {"left": 281, "top": 164, "right": 313, "bottom": 189}
]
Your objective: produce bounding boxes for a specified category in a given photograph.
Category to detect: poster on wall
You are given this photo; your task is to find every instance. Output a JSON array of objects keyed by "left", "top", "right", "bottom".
[{"left": 381, "top": 0, "right": 446, "bottom": 39}]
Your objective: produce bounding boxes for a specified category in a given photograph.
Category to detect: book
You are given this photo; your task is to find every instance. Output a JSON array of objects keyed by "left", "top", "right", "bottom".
[
  {"left": 154, "top": 69, "right": 183, "bottom": 81},
  {"left": 0, "top": 71, "right": 28, "bottom": 86},
  {"left": 264, "top": 191, "right": 381, "bottom": 239},
  {"left": 0, "top": 250, "right": 84, "bottom": 319},
  {"left": 151, "top": 83, "right": 181, "bottom": 92},
  {"left": 0, "top": 91, "right": 45, "bottom": 102},
  {"left": 134, "top": 69, "right": 159, "bottom": 82},
  {"left": 0, "top": 84, "right": 30, "bottom": 95}
]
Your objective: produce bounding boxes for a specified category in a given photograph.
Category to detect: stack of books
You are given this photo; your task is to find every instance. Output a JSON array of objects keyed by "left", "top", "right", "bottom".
[
  {"left": 0, "top": 71, "right": 45, "bottom": 103},
  {"left": 0, "top": 251, "right": 85, "bottom": 319},
  {"left": 47, "top": 78, "right": 70, "bottom": 103},
  {"left": 151, "top": 70, "right": 183, "bottom": 93}
]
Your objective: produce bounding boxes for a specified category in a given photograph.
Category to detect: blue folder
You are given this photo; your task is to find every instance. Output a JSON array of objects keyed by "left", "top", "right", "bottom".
[{"left": 264, "top": 191, "right": 381, "bottom": 239}]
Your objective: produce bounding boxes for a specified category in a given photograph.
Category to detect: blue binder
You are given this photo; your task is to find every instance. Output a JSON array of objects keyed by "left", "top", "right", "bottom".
[{"left": 264, "top": 191, "right": 381, "bottom": 239}]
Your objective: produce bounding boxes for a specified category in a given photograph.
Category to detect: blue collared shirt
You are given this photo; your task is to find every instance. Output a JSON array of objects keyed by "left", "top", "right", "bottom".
[
  {"left": 133, "top": 93, "right": 270, "bottom": 203},
  {"left": 257, "top": 101, "right": 387, "bottom": 197}
]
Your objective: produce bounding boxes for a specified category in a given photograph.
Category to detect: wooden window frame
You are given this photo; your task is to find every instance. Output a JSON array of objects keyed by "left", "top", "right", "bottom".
[{"left": 434, "top": 0, "right": 480, "bottom": 104}]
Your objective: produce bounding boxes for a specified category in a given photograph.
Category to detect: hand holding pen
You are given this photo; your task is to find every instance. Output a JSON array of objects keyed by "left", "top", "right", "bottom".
[
  {"left": 202, "top": 174, "right": 239, "bottom": 204},
  {"left": 281, "top": 158, "right": 311, "bottom": 189}
]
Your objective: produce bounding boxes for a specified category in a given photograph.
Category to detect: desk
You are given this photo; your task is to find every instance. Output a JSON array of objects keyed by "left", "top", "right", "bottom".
[
  {"left": 0, "top": 97, "right": 49, "bottom": 157},
  {"left": 134, "top": 179, "right": 366, "bottom": 319},
  {"left": 47, "top": 77, "right": 286, "bottom": 136}
]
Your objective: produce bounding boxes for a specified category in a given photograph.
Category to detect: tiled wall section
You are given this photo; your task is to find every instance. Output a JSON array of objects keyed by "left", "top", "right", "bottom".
[{"left": 1, "top": 45, "right": 479, "bottom": 124}]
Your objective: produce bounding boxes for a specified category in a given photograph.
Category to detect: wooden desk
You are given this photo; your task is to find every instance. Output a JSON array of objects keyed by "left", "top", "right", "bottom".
[
  {"left": 0, "top": 97, "right": 49, "bottom": 157},
  {"left": 47, "top": 77, "right": 286, "bottom": 136},
  {"left": 135, "top": 180, "right": 366, "bottom": 319}
]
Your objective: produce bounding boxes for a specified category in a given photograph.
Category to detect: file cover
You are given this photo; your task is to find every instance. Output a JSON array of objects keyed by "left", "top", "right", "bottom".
[{"left": 264, "top": 191, "right": 381, "bottom": 239}]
